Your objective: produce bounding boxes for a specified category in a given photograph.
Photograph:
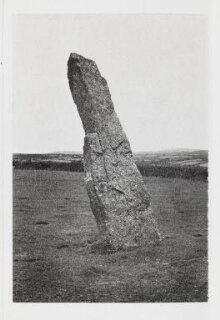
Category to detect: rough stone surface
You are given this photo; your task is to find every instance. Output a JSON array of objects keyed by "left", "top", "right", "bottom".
[{"left": 68, "top": 53, "right": 160, "bottom": 250}]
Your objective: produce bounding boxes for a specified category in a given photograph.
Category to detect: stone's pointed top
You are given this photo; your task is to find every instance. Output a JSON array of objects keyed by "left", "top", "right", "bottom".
[
  {"left": 68, "top": 52, "right": 95, "bottom": 65},
  {"left": 69, "top": 52, "right": 85, "bottom": 60}
]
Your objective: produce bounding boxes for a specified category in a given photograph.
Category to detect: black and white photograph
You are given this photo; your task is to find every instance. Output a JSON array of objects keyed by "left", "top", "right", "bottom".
[
  {"left": 2, "top": 0, "right": 220, "bottom": 319},
  {"left": 12, "top": 13, "right": 209, "bottom": 303}
]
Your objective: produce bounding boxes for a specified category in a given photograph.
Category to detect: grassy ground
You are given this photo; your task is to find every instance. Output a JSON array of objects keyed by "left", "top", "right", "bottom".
[{"left": 13, "top": 169, "right": 208, "bottom": 302}]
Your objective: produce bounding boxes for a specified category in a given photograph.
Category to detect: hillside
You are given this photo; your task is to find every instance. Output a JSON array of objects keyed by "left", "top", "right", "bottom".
[{"left": 13, "top": 149, "right": 208, "bottom": 180}]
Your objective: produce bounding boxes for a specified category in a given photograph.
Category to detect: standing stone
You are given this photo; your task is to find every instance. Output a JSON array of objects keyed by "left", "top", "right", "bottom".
[{"left": 68, "top": 53, "right": 160, "bottom": 251}]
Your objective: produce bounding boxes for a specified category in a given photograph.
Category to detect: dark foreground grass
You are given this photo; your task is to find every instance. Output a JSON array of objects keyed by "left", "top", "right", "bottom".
[{"left": 13, "top": 169, "right": 208, "bottom": 302}]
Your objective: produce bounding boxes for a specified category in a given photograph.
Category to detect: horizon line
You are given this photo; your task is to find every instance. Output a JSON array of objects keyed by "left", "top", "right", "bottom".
[{"left": 13, "top": 148, "right": 208, "bottom": 155}]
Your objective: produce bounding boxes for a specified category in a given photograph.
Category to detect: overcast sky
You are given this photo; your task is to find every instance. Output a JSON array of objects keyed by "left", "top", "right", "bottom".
[{"left": 13, "top": 14, "right": 208, "bottom": 153}]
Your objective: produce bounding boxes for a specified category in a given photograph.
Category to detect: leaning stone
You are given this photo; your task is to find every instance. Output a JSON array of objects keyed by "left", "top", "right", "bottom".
[{"left": 68, "top": 53, "right": 161, "bottom": 251}]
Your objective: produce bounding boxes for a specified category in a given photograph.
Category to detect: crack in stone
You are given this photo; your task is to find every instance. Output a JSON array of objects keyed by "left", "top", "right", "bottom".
[
  {"left": 111, "top": 139, "right": 125, "bottom": 151},
  {"left": 98, "top": 138, "right": 109, "bottom": 183},
  {"left": 111, "top": 186, "right": 125, "bottom": 195}
]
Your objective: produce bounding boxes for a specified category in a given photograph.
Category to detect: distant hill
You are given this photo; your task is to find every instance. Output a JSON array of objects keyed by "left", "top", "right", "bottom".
[
  {"left": 13, "top": 149, "right": 208, "bottom": 180},
  {"left": 13, "top": 152, "right": 83, "bottom": 162},
  {"left": 134, "top": 149, "right": 208, "bottom": 168}
]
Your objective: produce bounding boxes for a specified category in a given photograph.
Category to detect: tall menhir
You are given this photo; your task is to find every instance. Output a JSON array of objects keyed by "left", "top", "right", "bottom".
[{"left": 68, "top": 53, "right": 160, "bottom": 251}]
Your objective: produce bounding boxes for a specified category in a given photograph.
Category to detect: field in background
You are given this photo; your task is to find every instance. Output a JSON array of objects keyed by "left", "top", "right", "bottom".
[
  {"left": 13, "top": 169, "right": 208, "bottom": 302},
  {"left": 13, "top": 149, "right": 208, "bottom": 180}
]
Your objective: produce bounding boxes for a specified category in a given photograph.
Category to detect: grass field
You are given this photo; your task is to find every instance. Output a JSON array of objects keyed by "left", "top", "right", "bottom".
[{"left": 13, "top": 169, "right": 208, "bottom": 302}]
